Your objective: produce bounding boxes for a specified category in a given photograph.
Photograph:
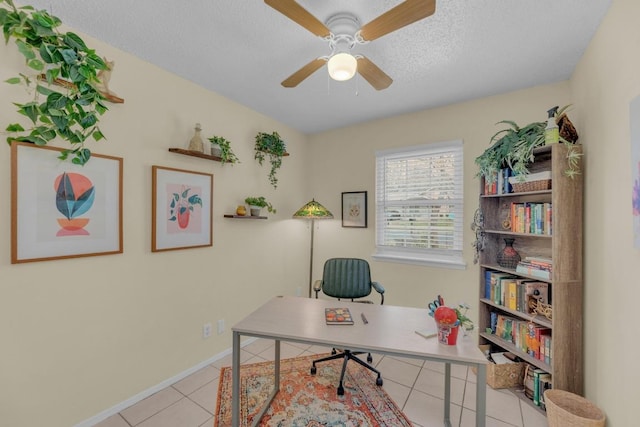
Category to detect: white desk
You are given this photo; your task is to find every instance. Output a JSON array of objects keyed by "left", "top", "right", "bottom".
[{"left": 231, "top": 296, "right": 488, "bottom": 427}]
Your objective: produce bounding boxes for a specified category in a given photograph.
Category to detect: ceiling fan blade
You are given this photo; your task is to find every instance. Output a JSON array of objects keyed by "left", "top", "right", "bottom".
[
  {"left": 357, "top": 57, "right": 393, "bottom": 90},
  {"left": 359, "top": 0, "right": 436, "bottom": 42},
  {"left": 282, "top": 58, "right": 327, "bottom": 88},
  {"left": 264, "top": 0, "right": 330, "bottom": 38}
]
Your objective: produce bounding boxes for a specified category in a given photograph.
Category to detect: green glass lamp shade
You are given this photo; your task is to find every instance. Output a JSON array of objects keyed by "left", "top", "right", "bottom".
[{"left": 292, "top": 199, "right": 333, "bottom": 219}]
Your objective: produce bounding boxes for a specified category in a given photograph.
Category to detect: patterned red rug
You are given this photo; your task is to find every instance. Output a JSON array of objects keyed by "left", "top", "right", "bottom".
[{"left": 214, "top": 353, "right": 412, "bottom": 426}]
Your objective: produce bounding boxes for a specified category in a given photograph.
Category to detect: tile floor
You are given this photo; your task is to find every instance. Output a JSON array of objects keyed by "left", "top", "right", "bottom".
[{"left": 95, "top": 339, "right": 548, "bottom": 427}]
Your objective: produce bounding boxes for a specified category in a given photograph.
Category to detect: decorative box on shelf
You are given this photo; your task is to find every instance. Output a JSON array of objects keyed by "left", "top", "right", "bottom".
[{"left": 508, "top": 171, "right": 552, "bottom": 193}]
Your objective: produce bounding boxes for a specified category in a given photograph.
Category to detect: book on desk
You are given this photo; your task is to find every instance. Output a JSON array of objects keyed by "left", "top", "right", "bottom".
[{"left": 325, "top": 308, "right": 354, "bottom": 325}]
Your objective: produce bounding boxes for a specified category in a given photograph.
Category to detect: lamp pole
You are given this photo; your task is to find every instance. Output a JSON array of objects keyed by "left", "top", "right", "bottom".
[{"left": 308, "top": 219, "right": 315, "bottom": 298}]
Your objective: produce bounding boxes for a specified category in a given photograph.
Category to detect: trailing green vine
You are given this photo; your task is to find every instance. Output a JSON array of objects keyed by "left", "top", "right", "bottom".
[
  {"left": 0, "top": 0, "right": 109, "bottom": 165},
  {"left": 254, "top": 131, "right": 287, "bottom": 188}
]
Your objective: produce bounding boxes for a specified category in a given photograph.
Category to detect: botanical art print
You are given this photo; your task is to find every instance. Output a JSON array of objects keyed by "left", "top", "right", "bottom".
[
  {"left": 342, "top": 191, "right": 367, "bottom": 228},
  {"left": 631, "top": 96, "right": 640, "bottom": 248},
  {"left": 152, "top": 166, "right": 213, "bottom": 252},
  {"left": 11, "top": 142, "right": 123, "bottom": 263}
]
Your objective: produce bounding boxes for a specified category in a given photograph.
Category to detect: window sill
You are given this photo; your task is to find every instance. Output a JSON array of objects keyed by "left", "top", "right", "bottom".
[{"left": 372, "top": 252, "right": 466, "bottom": 270}]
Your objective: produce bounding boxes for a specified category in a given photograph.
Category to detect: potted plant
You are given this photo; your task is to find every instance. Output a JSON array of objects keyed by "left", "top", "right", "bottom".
[
  {"left": 244, "top": 196, "right": 276, "bottom": 216},
  {"left": 476, "top": 106, "right": 582, "bottom": 183},
  {"left": 0, "top": 0, "right": 111, "bottom": 165},
  {"left": 254, "top": 131, "right": 287, "bottom": 188},
  {"left": 208, "top": 135, "right": 240, "bottom": 165}
]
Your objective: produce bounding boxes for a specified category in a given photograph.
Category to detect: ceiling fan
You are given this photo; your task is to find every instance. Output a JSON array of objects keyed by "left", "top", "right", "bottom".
[{"left": 264, "top": 0, "right": 436, "bottom": 90}]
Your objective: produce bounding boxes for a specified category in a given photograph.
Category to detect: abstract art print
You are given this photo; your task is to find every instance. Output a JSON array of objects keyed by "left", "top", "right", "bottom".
[
  {"left": 630, "top": 96, "right": 640, "bottom": 248},
  {"left": 11, "top": 142, "right": 123, "bottom": 263},
  {"left": 152, "top": 165, "right": 213, "bottom": 252},
  {"left": 342, "top": 191, "right": 367, "bottom": 228}
]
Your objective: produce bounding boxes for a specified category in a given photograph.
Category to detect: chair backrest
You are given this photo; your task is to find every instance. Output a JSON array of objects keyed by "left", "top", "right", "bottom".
[{"left": 320, "top": 258, "right": 373, "bottom": 300}]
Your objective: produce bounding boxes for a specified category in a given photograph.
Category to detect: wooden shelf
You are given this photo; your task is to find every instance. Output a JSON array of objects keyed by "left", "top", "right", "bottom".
[
  {"left": 223, "top": 215, "right": 267, "bottom": 220},
  {"left": 169, "top": 148, "right": 222, "bottom": 162}
]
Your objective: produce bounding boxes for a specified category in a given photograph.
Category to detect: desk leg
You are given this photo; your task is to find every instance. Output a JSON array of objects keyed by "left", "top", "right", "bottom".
[
  {"left": 443, "top": 362, "right": 451, "bottom": 427},
  {"left": 231, "top": 331, "right": 241, "bottom": 427},
  {"left": 249, "top": 340, "right": 281, "bottom": 427},
  {"left": 475, "top": 364, "right": 487, "bottom": 427}
]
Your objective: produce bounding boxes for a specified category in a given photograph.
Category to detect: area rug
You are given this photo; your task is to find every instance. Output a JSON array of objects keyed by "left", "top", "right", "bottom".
[{"left": 214, "top": 353, "right": 412, "bottom": 427}]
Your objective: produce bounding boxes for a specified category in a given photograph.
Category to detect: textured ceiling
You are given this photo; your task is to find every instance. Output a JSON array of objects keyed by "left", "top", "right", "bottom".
[{"left": 24, "top": 0, "right": 612, "bottom": 134}]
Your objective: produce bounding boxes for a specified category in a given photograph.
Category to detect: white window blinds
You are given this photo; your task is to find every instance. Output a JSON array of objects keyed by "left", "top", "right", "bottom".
[{"left": 374, "top": 140, "right": 465, "bottom": 269}]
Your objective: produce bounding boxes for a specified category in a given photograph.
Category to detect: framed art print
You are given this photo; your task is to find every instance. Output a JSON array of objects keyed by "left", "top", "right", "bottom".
[
  {"left": 342, "top": 191, "right": 367, "bottom": 228},
  {"left": 630, "top": 96, "right": 640, "bottom": 248},
  {"left": 11, "top": 142, "right": 123, "bottom": 263},
  {"left": 152, "top": 165, "right": 213, "bottom": 252}
]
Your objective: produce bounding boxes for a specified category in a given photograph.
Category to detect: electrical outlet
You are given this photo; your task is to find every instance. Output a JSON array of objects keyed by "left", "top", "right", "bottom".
[
  {"left": 217, "top": 319, "right": 225, "bottom": 335},
  {"left": 202, "top": 322, "right": 212, "bottom": 339}
]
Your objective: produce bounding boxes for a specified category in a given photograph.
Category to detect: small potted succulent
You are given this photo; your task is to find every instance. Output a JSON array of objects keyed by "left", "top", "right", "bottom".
[{"left": 244, "top": 196, "right": 276, "bottom": 216}]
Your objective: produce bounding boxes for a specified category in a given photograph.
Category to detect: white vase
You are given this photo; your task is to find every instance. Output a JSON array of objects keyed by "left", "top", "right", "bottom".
[{"left": 249, "top": 205, "right": 262, "bottom": 216}]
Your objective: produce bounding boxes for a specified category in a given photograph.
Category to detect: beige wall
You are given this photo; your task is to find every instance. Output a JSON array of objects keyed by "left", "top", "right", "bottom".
[
  {"left": 2, "top": 0, "right": 637, "bottom": 425},
  {"left": 570, "top": 0, "right": 640, "bottom": 425},
  {"left": 0, "top": 32, "right": 312, "bottom": 426}
]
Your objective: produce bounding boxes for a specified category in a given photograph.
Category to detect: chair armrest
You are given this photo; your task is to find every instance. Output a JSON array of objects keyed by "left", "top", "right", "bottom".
[
  {"left": 372, "top": 281, "right": 385, "bottom": 305},
  {"left": 313, "top": 280, "right": 323, "bottom": 298}
]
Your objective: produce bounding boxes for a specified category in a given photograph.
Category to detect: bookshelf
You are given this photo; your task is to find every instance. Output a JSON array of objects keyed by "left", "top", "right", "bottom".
[{"left": 477, "top": 144, "right": 584, "bottom": 404}]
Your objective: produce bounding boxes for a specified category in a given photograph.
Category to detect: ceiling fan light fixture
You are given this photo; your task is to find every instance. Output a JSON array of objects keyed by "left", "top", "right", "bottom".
[{"left": 327, "top": 52, "right": 357, "bottom": 81}]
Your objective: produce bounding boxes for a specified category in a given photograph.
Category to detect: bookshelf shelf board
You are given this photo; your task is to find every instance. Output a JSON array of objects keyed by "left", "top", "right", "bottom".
[
  {"left": 169, "top": 148, "right": 222, "bottom": 162},
  {"left": 480, "top": 264, "right": 552, "bottom": 284},
  {"left": 480, "top": 298, "right": 552, "bottom": 329},
  {"left": 481, "top": 189, "right": 552, "bottom": 199},
  {"left": 484, "top": 229, "right": 552, "bottom": 239},
  {"left": 479, "top": 331, "right": 551, "bottom": 372},
  {"left": 223, "top": 215, "right": 267, "bottom": 220}
]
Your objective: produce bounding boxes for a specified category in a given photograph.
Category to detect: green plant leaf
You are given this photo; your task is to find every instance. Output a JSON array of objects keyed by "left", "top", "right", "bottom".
[
  {"left": 35, "top": 83, "right": 54, "bottom": 96},
  {"left": 60, "top": 48, "right": 77, "bottom": 64},
  {"left": 6, "top": 123, "right": 25, "bottom": 132},
  {"left": 79, "top": 113, "right": 96, "bottom": 129},
  {"left": 63, "top": 32, "right": 88, "bottom": 51},
  {"left": 15, "top": 39, "right": 35, "bottom": 59},
  {"left": 17, "top": 102, "right": 38, "bottom": 123},
  {"left": 5, "top": 76, "right": 20, "bottom": 84},
  {"left": 27, "top": 57, "right": 44, "bottom": 70},
  {"left": 92, "top": 129, "right": 104, "bottom": 141}
]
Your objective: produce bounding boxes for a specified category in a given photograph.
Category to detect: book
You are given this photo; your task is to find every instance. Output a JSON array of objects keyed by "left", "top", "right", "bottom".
[
  {"left": 325, "top": 308, "right": 354, "bottom": 325},
  {"left": 415, "top": 327, "right": 437, "bottom": 339}
]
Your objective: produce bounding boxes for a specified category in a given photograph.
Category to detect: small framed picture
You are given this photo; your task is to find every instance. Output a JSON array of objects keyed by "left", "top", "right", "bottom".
[
  {"left": 152, "top": 165, "right": 213, "bottom": 252},
  {"left": 11, "top": 142, "right": 123, "bottom": 263},
  {"left": 341, "top": 191, "right": 367, "bottom": 228}
]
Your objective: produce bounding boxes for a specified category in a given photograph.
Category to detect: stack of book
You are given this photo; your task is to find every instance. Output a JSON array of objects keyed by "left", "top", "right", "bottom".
[
  {"left": 490, "top": 313, "right": 553, "bottom": 365},
  {"left": 483, "top": 168, "right": 513, "bottom": 195},
  {"left": 515, "top": 256, "right": 553, "bottom": 280},
  {"left": 484, "top": 270, "right": 551, "bottom": 314},
  {"left": 524, "top": 365, "right": 553, "bottom": 409},
  {"left": 509, "top": 202, "right": 552, "bottom": 235}
]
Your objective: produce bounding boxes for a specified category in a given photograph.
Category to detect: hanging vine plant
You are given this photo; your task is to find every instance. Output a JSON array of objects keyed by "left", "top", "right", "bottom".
[
  {"left": 0, "top": 0, "right": 110, "bottom": 165},
  {"left": 254, "top": 131, "right": 287, "bottom": 188}
]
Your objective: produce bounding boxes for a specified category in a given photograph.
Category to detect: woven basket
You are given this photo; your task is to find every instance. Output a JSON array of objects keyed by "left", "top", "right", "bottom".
[
  {"left": 511, "top": 179, "right": 551, "bottom": 193},
  {"left": 545, "top": 390, "right": 605, "bottom": 427}
]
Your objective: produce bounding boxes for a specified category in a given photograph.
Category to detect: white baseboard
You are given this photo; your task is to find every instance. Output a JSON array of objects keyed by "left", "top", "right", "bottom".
[{"left": 74, "top": 338, "right": 256, "bottom": 427}]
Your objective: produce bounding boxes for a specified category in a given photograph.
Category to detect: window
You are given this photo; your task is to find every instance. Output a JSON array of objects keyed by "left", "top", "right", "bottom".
[{"left": 373, "top": 140, "right": 465, "bottom": 269}]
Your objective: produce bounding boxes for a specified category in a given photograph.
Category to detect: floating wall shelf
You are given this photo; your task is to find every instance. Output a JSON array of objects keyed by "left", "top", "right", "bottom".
[
  {"left": 169, "top": 148, "right": 222, "bottom": 162},
  {"left": 223, "top": 215, "right": 267, "bottom": 220}
]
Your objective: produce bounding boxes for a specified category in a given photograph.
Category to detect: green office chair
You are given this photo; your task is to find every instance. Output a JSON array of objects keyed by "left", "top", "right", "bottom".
[{"left": 310, "top": 258, "right": 385, "bottom": 395}]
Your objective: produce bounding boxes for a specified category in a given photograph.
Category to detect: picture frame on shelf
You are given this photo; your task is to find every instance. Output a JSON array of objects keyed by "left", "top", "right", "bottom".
[
  {"left": 152, "top": 165, "right": 213, "bottom": 252},
  {"left": 341, "top": 191, "right": 367, "bottom": 228},
  {"left": 11, "top": 142, "right": 123, "bottom": 263}
]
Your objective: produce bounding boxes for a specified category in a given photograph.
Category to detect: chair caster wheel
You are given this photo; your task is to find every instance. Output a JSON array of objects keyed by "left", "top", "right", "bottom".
[
  {"left": 367, "top": 355, "right": 373, "bottom": 363},
  {"left": 331, "top": 349, "right": 337, "bottom": 355},
  {"left": 376, "top": 377, "right": 383, "bottom": 386},
  {"left": 337, "top": 386, "right": 345, "bottom": 396},
  {"left": 310, "top": 366, "right": 317, "bottom": 375}
]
